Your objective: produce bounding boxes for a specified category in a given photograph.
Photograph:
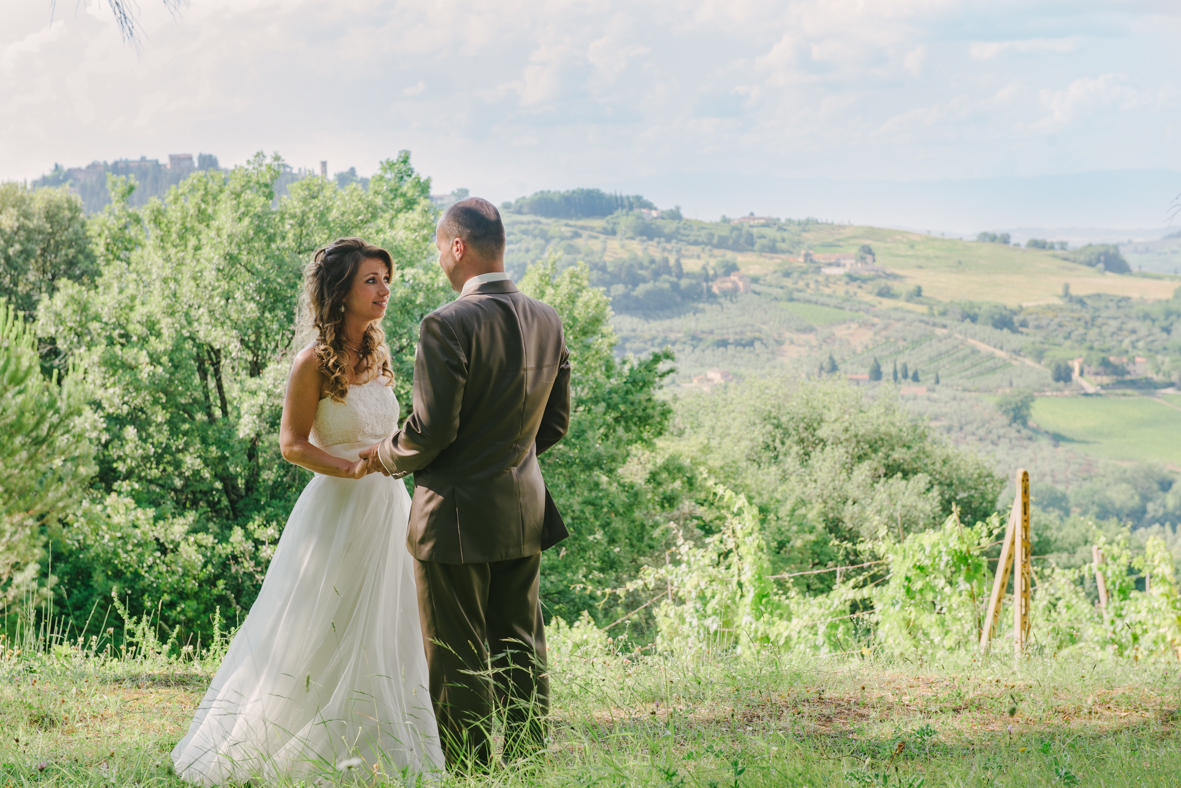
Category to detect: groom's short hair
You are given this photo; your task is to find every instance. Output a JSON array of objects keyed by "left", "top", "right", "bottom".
[{"left": 440, "top": 198, "right": 506, "bottom": 261}]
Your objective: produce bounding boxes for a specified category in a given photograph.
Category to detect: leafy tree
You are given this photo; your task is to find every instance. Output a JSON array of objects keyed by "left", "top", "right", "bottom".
[
  {"left": 39, "top": 153, "right": 445, "bottom": 640},
  {"left": 0, "top": 184, "right": 97, "bottom": 318},
  {"left": 823, "top": 353, "right": 839, "bottom": 374},
  {"left": 1051, "top": 360, "right": 1073, "bottom": 383},
  {"left": 670, "top": 379, "right": 1003, "bottom": 578},
  {"left": 716, "top": 258, "right": 739, "bottom": 277},
  {"left": 519, "top": 256, "right": 675, "bottom": 623},
  {"left": 868, "top": 357, "right": 882, "bottom": 381},
  {"left": 1026, "top": 238, "right": 1051, "bottom": 249},
  {"left": 505, "top": 188, "right": 654, "bottom": 219},
  {"left": 0, "top": 301, "right": 94, "bottom": 602},
  {"left": 996, "top": 389, "right": 1035, "bottom": 426},
  {"left": 1072, "top": 244, "right": 1131, "bottom": 274},
  {"left": 911, "top": 368, "right": 920, "bottom": 382}
]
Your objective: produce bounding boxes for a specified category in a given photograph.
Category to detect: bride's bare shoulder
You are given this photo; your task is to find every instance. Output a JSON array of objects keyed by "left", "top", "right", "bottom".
[{"left": 289, "top": 346, "right": 328, "bottom": 394}]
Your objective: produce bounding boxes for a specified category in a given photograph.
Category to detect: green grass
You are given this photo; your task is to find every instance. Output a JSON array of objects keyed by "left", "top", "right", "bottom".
[
  {"left": 1031, "top": 395, "right": 1181, "bottom": 465},
  {"left": 5, "top": 645, "right": 1181, "bottom": 787},
  {"left": 781, "top": 301, "right": 857, "bottom": 326}
]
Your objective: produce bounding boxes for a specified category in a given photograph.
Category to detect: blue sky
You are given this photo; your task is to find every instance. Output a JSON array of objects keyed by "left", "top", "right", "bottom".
[{"left": 1, "top": 0, "right": 1178, "bottom": 233}]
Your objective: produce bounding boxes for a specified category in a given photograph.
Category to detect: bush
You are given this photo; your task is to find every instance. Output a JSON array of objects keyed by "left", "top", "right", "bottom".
[
  {"left": 995, "top": 390, "right": 1035, "bottom": 426},
  {"left": 1072, "top": 244, "right": 1131, "bottom": 274}
]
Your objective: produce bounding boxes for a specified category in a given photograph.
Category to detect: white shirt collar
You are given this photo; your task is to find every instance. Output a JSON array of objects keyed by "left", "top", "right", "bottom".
[{"left": 460, "top": 271, "right": 511, "bottom": 296}]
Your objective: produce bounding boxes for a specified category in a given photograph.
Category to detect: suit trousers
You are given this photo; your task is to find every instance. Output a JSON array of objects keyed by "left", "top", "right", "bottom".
[{"left": 414, "top": 553, "right": 549, "bottom": 771}]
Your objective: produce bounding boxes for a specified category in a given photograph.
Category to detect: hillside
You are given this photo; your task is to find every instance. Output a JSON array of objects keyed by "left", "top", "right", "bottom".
[{"left": 504, "top": 212, "right": 1181, "bottom": 475}]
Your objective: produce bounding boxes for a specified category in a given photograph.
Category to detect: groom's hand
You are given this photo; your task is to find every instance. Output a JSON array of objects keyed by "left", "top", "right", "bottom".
[{"left": 359, "top": 442, "right": 392, "bottom": 477}]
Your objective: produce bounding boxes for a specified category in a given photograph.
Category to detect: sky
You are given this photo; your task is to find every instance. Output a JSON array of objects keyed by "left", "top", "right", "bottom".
[{"left": 2, "top": 0, "right": 1179, "bottom": 235}]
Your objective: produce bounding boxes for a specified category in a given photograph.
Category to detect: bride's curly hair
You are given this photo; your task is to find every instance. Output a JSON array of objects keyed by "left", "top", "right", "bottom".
[{"left": 302, "top": 237, "right": 395, "bottom": 403}]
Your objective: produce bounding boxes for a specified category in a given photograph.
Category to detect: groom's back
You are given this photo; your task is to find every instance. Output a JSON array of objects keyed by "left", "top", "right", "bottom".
[{"left": 395, "top": 279, "right": 570, "bottom": 564}]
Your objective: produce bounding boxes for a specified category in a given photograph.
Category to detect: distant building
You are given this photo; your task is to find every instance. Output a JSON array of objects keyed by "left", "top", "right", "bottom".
[
  {"left": 168, "top": 154, "right": 194, "bottom": 170},
  {"left": 320, "top": 161, "right": 328, "bottom": 179},
  {"left": 711, "top": 274, "right": 752, "bottom": 295},
  {"left": 846, "top": 374, "right": 870, "bottom": 385},
  {"left": 899, "top": 386, "right": 929, "bottom": 396},
  {"left": 692, "top": 368, "right": 734, "bottom": 389},
  {"left": 64, "top": 161, "right": 108, "bottom": 182},
  {"left": 639, "top": 208, "right": 663, "bottom": 219},
  {"left": 732, "top": 213, "right": 775, "bottom": 227}
]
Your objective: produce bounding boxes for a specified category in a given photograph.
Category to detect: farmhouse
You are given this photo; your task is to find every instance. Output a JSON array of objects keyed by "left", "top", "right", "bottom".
[
  {"left": 732, "top": 214, "right": 776, "bottom": 227},
  {"left": 691, "top": 368, "right": 734, "bottom": 389},
  {"left": 711, "top": 274, "right": 752, "bottom": 295}
]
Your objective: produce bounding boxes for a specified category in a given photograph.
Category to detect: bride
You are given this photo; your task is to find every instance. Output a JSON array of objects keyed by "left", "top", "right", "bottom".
[{"left": 172, "top": 238, "right": 444, "bottom": 784}]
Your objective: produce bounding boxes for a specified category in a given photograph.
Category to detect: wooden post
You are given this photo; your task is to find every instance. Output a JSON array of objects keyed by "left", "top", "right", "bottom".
[
  {"left": 980, "top": 469, "right": 1032, "bottom": 654},
  {"left": 1092, "top": 545, "right": 1108, "bottom": 611},
  {"left": 980, "top": 504, "right": 1017, "bottom": 652},
  {"left": 1013, "top": 469, "right": 1031, "bottom": 657}
]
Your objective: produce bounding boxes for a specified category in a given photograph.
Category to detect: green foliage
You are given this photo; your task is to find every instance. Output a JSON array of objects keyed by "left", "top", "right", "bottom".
[
  {"left": 504, "top": 188, "right": 654, "bottom": 219},
  {"left": 873, "top": 510, "right": 998, "bottom": 655},
  {"left": 0, "top": 302, "right": 95, "bottom": 601},
  {"left": 671, "top": 379, "right": 1003, "bottom": 577},
  {"left": 633, "top": 482, "right": 866, "bottom": 655},
  {"left": 976, "top": 232, "right": 1011, "bottom": 244},
  {"left": 519, "top": 255, "right": 676, "bottom": 624},
  {"left": 36, "top": 152, "right": 444, "bottom": 641},
  {"left": 1072, "top": 243, "right": 1131, "bottom": 274},
  {"left": 995, "top": 390, "right": 1034, "bottom": 426},
  {"left": 868, "top": 357, "right": 882, "bottom": 381},
  {"left": 0, "top": 183, "right": 97, "bottom": 317}
]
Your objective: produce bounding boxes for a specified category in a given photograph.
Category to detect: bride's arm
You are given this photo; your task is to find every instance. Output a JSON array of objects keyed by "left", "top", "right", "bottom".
[{"left": 279, "top": 348, "right": 372, "bottom": 479}]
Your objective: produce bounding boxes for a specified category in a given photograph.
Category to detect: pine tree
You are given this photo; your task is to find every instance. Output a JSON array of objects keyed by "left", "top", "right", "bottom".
[
  {"left": 934, "top": 371, "right": 940, "bottom": 385},
  {"left": 911, "top": 368, "right": 920, "bottom": 382},
  {"left": 900, "top": 361, "right": 909, "bottom": 381},
  {"left": 823, "top": 353, "right": 839, "bottom": 374},
  {"left": 892, "top": 361, "right": 899, "bottom": 383},
  {"left": 868, "top": 357, "right": 882, "bottom": 381}
]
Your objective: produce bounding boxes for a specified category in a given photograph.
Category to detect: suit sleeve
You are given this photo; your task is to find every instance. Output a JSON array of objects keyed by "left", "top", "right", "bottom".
[
  {"left": 378, "top": 312, "right": 467, "bottom": 475},
  {"left": 535, "top": 340, "right": 571, "bottom": 456}
]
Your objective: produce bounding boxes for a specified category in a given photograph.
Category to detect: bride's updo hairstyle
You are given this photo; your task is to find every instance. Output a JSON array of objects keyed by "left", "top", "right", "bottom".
[{"left": 303, "top": 237, "right": 395, "bottom": 403}]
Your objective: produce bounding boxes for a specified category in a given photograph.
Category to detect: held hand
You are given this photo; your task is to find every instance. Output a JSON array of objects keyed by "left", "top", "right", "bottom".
[
  {"left": 358, "top": 443, "right": 392, "bottom": 477},
  {"left": 343, "top": 459, "right": 370, "bottom": 479}
]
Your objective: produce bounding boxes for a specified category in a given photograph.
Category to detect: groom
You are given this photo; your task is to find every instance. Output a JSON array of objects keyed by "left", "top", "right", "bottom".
[{"left": 360, "top": 197, "right": 571, "bottom": 770}]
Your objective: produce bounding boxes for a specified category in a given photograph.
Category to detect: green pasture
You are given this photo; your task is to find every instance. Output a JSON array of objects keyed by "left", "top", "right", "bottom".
[
  {"left": 1031, "top": 395, "right": 1181, "bottom": 465},
  {"left": 780, "top": 300, "right": 857, "bottom": 326}
]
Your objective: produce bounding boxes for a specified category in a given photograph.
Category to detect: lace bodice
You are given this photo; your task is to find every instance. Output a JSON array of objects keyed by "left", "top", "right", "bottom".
[{"left": 310, "top": 378, "right": 400, "bottom": 448}]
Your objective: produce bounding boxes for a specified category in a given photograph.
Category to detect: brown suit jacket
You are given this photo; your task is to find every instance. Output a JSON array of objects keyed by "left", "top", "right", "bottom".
[{"left": 378, "top": 279, "right": 571, "bottom": 564}]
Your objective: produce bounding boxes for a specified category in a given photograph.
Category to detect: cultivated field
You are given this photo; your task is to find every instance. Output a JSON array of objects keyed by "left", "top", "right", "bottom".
[{"left": 1031, "top": 395, "right": 1181, "bottom": 466}]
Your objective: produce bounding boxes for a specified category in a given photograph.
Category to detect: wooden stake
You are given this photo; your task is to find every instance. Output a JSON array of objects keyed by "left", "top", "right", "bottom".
[
  {"left": 1093, "top": 545, "right": 1108, "bottom": 611},
  {"left": 1013, "top": 469, "right": 1031, "bottom": 658},
  {"left": 980, "top": 469, "right": 1032, "bottom": 655},
  {"left": 980, "top": 502, "right": 1018, "bottom": 653}
]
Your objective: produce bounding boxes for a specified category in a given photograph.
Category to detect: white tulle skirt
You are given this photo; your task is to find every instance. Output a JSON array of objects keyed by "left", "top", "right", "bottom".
[{"left": 172, "top": 441, "right": 444, "bottom": 785}]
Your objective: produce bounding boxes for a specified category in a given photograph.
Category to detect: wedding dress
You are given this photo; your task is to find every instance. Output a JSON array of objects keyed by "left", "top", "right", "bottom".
[{"left": 172, "top": 378, "right": 443, "bottom": 785}]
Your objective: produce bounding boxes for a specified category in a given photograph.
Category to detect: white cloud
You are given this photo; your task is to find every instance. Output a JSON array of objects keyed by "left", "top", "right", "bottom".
[
  {"left": 1032, "top": 74, "right": 1140, "bottom": 131},
  {"left": 903, "top": 45, "right": 926, "bottom": 75},
  {"left": 0, "top": 0, "right": 1177, "bottom": 216},
  {"left": 970, "top": 37, "right": 1082, "bottom": 60},
  {"left": 0, "top": 20, "right": 64, "bottom": 74}
]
